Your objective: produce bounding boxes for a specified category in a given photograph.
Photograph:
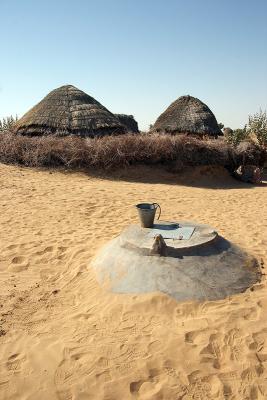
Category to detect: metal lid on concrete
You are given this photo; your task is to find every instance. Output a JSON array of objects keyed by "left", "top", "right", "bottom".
[
  {"left": 121, "top": 221, "right": 218, "bottom": 251},
  {"left": 91, "top": 222, "right": 261, "bottom": 302}
]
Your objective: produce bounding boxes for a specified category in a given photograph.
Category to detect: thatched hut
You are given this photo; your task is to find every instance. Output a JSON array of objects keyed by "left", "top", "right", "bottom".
[
  {"left": 114, "top": 114, "right": 139, "bottom": 133},
  {"left": 153, "top": 95, "right": 222, "bottom": 137},
  {"left": 15, "top": 85, "right": 125, "bottom": 137}
]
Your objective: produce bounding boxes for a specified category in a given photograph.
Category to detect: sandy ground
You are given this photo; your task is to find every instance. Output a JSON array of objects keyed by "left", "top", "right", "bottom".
[{"left": 0, "top": 163, "right": 267, "bottom": 400}]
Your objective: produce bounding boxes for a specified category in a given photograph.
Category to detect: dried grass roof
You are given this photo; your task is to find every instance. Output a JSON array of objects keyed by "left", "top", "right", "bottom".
[
  {"left": 114, "top": 114, "right": 139, "bottom": 133},
  {"left": 15, "top": 85, "right": 125, "bottom": 136},
  {"left": 153, "top": 95, "right": 222, "bottom": 137}
]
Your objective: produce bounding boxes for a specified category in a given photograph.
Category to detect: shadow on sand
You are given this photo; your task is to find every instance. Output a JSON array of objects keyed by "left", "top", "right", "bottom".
[{"left": 84, "top": 165, "right": 267, "bottom": 190}]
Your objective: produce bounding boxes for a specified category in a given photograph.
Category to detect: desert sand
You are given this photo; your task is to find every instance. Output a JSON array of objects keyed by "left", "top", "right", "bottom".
[{"left": 0, "top": 163, "right": 267, "bottom": 400}]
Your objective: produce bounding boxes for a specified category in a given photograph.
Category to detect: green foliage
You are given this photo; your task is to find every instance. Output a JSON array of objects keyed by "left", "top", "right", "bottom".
[
  {"left": 0, "top": 115, "right": 18, "bottom": 132},
  {"left": 246, "top": 109, "right": 267, "bottom": 148},
  {"left": 218, "top": 122, "right": 224, "bottom": 130},
  {"left": 224, "top": 109, "right": 267, "bottom": 148},
  {"left": 225, "top": 128, "right": 248, "bottom": 146}
]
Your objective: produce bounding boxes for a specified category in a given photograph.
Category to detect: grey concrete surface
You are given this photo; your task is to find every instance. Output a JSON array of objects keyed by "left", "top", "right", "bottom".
[{"left": 90, "top": 223, "right": 261, "bottom": 302}]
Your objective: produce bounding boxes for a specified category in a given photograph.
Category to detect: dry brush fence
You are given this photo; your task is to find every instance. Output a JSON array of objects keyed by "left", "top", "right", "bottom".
[{"left": 0, "top": 131, "right": 265, "bottom": 172}]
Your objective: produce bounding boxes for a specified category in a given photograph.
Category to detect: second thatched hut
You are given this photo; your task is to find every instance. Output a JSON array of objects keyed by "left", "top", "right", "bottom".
[{"left": 153, "top": 95, "right": 222, "bottom": 138}]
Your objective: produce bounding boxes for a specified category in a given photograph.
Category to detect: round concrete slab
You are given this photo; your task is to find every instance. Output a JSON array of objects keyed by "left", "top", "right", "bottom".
[{"left": 91, "top": 223, "right": 261, "bottom": 302}]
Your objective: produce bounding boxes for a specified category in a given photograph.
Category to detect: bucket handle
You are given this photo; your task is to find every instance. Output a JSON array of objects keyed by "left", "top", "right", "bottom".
[{"left": 153, "top": 203, "right": 161, "bottom": 220}]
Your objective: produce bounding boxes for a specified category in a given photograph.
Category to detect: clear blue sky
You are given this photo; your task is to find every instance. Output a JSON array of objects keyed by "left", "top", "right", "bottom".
[{"left": 0, "top": 0, "right": 266, "bottom": 131}]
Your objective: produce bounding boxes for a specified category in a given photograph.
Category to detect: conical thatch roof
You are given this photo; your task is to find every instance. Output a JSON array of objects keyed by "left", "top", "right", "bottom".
[
  {"left": 15, "top": 85, "right": 125, "bottom": 137},
  {"left": 114, "top": 114, "right": 139, "bottom": 133},
  {"left": 153, "top": 95, "right": 222, "bottom": 137}
]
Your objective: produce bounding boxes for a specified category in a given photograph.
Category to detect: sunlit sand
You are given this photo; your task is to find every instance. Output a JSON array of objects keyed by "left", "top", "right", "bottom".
[{"left": 0, "top": 163, "right": 266, "bottom": 399}]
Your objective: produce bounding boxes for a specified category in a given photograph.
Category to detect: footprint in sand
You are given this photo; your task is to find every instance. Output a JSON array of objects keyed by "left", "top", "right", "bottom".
[
  {"left": 6, "top": 244, "right": 17, "bottom": 251},
  {"left": 6, "top": 352, "right": 26, "bottom": 371},
  {"left": 96, "top": 356, "right": 109, "bottom": 369},
  {"left": 199, "top": 333, "right": 224, "bottom": 369},
  {"left": 148, "top": 340, "right": 162, "bottom": 353},
  {"left": 35, "top": 246, "right": 54, "bottom": 256},
  {"left": 185, "top": 328, "right": 214, "bottom": 346},
  {"left": 130, "top": 370, "right": 163, "bottom": 398},
  {"left": 8, "top": 256, "right": 29, "bottom": 272},
  {"left": 55, "top": 389, "right": 73, "bottom": 400}
]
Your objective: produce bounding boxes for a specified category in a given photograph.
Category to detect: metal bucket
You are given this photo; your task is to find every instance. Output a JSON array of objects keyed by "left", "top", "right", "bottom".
[{"left": 135, "top": 203, "right": 161, "bottom": 228}]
